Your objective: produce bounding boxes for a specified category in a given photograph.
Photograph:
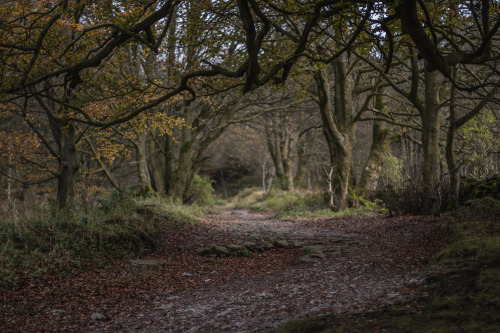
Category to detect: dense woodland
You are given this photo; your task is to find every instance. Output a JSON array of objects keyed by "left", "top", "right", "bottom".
[
  {"left": 2, "top": 2, "right": 500, "bottom": 332},
  {"left": 0, "top": 0, "right": 499, "bottom": 214}
]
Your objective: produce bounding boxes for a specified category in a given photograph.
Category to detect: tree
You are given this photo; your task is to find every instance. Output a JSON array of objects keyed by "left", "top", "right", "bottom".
[
  {"left": 314, "top": 53, "right": 380, "bottom": 210},
  {"left": 355, "top": 85, "right": 398, "bottom": 197},
  {"left": 1, "top": 0, "right": 364, "bottom": 125},
  {"left": 0, "top": 0, "right": 371, "bottom": 205},
  {"left": 445, "top": 66, "right": 499, "bottom": 208},
  {"left": 353, "top": 0, "right": 500, "bottom": 213},
  {"left": 2, "top": 0, "right": 498, "bottom": 212},
  {"left": 397, "top": 0, "right": 500, "bottom": 76},
  {"left": 260, "top": 88, "right": 316, "bottom": 192}
]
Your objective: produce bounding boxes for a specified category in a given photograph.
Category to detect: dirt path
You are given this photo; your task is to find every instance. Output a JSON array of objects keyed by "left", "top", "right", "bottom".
[
  {"left": 97, "top": 211, "right": 443, "bottom": 332},
  {"left": 1, "top": 211, "right": 445, "bottom": 332}
]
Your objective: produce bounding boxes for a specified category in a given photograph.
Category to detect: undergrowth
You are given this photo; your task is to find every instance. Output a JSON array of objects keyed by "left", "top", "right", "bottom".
[
  {"left": 273, "top": 197, "right": 500, "bottom": 332},
  {"left": 232, "top": 188, "right": 376, "bottom": 219},
  {"left": 0, "top": 192, "right": 202, "bottom": 290}
]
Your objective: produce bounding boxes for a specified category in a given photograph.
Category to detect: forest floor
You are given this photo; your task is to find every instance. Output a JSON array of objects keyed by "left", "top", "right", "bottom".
[{"left": 1, "top": 210, "right": 447, "bottom": 332}]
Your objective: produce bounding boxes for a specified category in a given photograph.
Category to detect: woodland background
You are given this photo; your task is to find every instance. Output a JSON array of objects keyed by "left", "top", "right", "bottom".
[
  {"left": 0, "top": 0, "right": 499, "bottom": 214},
  {"left": 1, "top": 2, "right": 500, "bottom": 331}
]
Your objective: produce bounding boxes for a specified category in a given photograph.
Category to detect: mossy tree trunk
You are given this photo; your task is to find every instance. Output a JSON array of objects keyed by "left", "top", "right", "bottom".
[
  {"left": 165, "top": 127, "right": 196, "bottom": 201},
  {"left": 383, "top": 52, "right": 444, "bottom": 215},
  {"left": 122, "top": 45, "right": 157, "bottom": 195},
  {"left": 265, "top": 117, "right": 286, "bottom": 190},
  {"left": 136, "top": 125, "right": 153, "bottom": 195},
  {"left": 145, "top": 44, "right": 167, "bottom": 195},
  {"left": 315, "top": 54, "right": 357, "bottom": 211},
  {"left": 264, "top": 113, "right": 296, "bottom": 191},
  {"left": 164, "top": 103, "right": 197, "bottom": 201},
  {"left": 148, "top": 135, "right": 166, "bottom": 194},
  {"left": 356, "top": 86, "right": 394, "bottom": 197}
]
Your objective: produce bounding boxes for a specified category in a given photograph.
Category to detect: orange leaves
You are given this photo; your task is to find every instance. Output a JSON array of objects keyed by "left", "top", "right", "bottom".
[
  {"left": 0, "top": 129, "right": 56, "bottom": 184},
  {"left": 144, "top": 111, "right": 186, "bottom": 136},
  {"left": 0, "top": 0, "right": 157, "bottom": 90},
  {"left": 86, "top": 110, "right": 185, "bottom": 166},
  {"left": 88, "top": 128, "right": 129, "bottom": 166},
  {"left": 0, "top": 129, "right": 45, "bottom": 159}
]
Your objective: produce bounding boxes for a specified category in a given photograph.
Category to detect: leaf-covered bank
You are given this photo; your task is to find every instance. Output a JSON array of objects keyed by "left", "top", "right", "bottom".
[{"left": 0, "top": 193, "right": 203, "bottom": 290}]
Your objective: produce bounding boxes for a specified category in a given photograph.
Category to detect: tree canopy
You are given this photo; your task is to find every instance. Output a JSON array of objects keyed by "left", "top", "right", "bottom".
[{"left": 1, "top": 0, "right": 499, "bottom": 211}]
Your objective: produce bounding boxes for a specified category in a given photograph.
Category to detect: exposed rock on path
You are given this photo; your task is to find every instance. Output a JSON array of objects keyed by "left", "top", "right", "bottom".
[{"left": 96, "top": 211, "right": 443, "bottom": 332}]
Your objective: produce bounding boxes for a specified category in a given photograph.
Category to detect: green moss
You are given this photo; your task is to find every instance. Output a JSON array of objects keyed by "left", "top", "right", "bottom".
[
  {"left": 137, "top": 184, "right": 159, "bottom": 197},
  {"left": 272, "top": 316, "right": 331, "bottom": 333},
  {"left": 233, "top": 248, "right": 253, "bottom": 258}
]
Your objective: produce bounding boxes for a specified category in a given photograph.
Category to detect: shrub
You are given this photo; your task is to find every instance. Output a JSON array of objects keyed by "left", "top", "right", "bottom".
[
  {"left": 459, "top": 175, "right": 500, "bottom": 203},
  {"left": 187, "top": 174, "right": 216, "bottom": 206},
  {"left": 135, "top": 196, "right": 204, "bottom": 225},
  {"left": 377, "top": 181, "right": 424, "bottom": 215}
]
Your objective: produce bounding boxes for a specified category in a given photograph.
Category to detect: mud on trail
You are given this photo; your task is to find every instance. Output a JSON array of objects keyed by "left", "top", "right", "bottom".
[{"left": 1, "top": 211, "right": 445, "bottom": 332}]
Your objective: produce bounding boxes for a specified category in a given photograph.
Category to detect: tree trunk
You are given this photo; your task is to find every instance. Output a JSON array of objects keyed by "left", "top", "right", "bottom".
[
  {"left": 356, "top": 86, "right": 392, "bottom": 197},
  {"left": 164, "top": 133, "right": 175, "bottom": 195},
  {"left": 164, "top": 107, "right": 199, "bottom": 202},
  {"left": 56, "top": 122, "right": 78, "bottom": 207},
  {"left": 281, "top": 126, "right": 295, "bottom": 191},
  {"left": 325, "top": 166, "right": 334, "bottom": 208},
  {"left": 293, "top": 111, "right": 310, "bottom": 188},
  {"left": 144, "top": 43, "right": 167, "bottom": 194},
  {"left": 136, "top": 127, "right": 153, "bottom": 194},
  {"left": 265, "top": 121, "right": 286, "bottom": 189},
  {"left": 446, "top": 122, "right": 459, "bottom": 210},
  {"left": 445, "top": 67, "right": 459, "bottom": 210},
  {"left": 333, "top": 145, "right": 353, "bottom": 210},
  {"left": 444, "top": 69, "right": 498, "bottom": 210},
  {"left": 148, "top": 135, "right": 166, "bottom": 194},
  {"left": 36, "top": 94, "right": 79, "bottom": 208},
  {"left": 265, "top": 115, "right": 291, "bottom": 190},
  {"left": 168, "top": 139, "right": 195, "bottom": 200},
  {"left": 165, "top": 95, "right": 243, "bottom": 202},
  {"left": 316, "top": 55, "right": 356, "bottom": 211},
  {"left": 422, "top": 69, "right": 442, "bottom": 214}
]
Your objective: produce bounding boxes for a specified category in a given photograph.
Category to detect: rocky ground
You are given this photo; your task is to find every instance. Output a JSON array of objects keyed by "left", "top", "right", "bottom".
[{"left": 0, "top": 211, "right": 446, "bottom": 332}]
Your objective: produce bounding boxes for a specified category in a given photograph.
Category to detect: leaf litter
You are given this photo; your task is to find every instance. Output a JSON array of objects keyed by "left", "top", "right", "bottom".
[{"left": 0, "top": 211, "right": 446, "bottom": 332}]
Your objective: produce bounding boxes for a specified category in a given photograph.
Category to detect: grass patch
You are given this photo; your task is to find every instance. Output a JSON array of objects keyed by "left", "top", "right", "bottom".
[
  {"left": 231, "top": 188, "right": 375, "bottom": 219},
  {"left": 0, "top": 192, "right": 202, "bottom": 290},
  {"left": 231, "top": 187, "right": 266, "bottom": 209},
  {"left": 272, "top": 197, "right": 500, "bottom": 332},
  {"left": 135, "top": 196, "right": 209, "bottom": 224}
]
